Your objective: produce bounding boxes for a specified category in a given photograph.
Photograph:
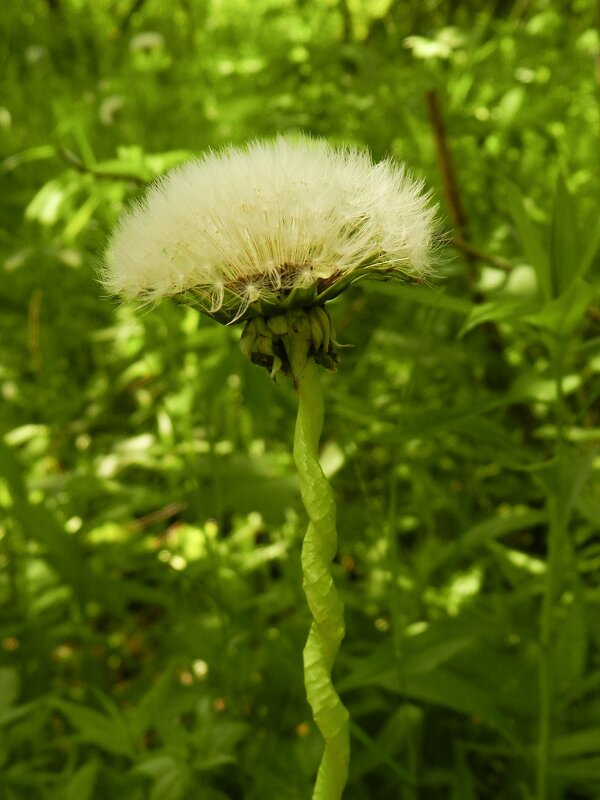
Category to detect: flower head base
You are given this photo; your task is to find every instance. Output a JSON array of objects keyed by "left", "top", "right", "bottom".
[{"left": 103, "top": 136, "right": 436, "bottom": 325}]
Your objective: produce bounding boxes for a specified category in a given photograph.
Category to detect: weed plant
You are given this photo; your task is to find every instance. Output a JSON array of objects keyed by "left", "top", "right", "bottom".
[{"left": 0, "top": 1, "right": 599, "bottom": 799}]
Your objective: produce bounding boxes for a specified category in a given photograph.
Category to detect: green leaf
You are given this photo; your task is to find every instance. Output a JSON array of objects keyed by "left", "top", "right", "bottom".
[
  {"left": 190, "top": 711, "right": 249, "bottom": 772},
  {"left": 150, "top": 767, "right": 190, "bottom": 800},
  {"left": 350, "top": 714, "right": 417, "bottom": 784},
  {"left": 340, "top": 618, "right": 477, "bottom": 693},
  {"left": 134, "top": 755, "right": 190, "bottom": 800},
  {"left": 51, "top": 698, "right": 135, "bottom": 759},
  {"left": 553, "top": 728, "right": 600, "bottom": 758},
  {"left": 145, "top": 149, "right": 195, "bottom": 175},
  {"left": 134, "top": 754, "right": 182, "bottom": 779},
  {"left": 550, "top": 173, "right": 580, "bottom": 294},
  {"left": 365, "top": 281, "right": 474, "bottom": 315},
  {"left": 66, "top": 761, "right": 99, "bottom": 800},
  {"left": 341, "top": 620, "right": 520, "bottom": 745},
  {"left": 457, "top": 509, "right": 547, "bottom": 552},
  {"left": 24, "top": 176, "right": 78, "bottom": 226},
  {"left": 450, "top": 748, "right": 477, "bottom": 800},
  {"left": 0, "top": 145, "right": 55, "bottom": 175},
  {"left": 550, "top": 173, "right": 600, "bottom": 288},
  {"left": 459, "top": 296, "right": 534, "bottom": 336},
  {"left": 0, "top": 440, "right": 128, "bottom": 611},
  {"left": 533, "top": 450, "right": 595, "bottom": 523},
  {"left": 0, "top": 701, "right": 38, "bottom": 728},
  {"left": 0, "top": 669, "right": 19, "bottom": 716},
  {"left": 130, "top": 666, "right": 178, "bottom": 739},
  {"left": 504, "top": 181, "right": 552, "bottom": 301},
  {"left": 577, "top": 212, "right": 600, "bottom": 281},
  {"left": 552, "top": 578, "right": 588, "bottom": 695},
  {"left": 403, "top": 668, "right": 519, "bottom": 745},
  {"left": 525, "top": 277, "right": 593, "bottom": 336},
  {"left": 549, "top": 758, "right": 600, "bottom": 780}
]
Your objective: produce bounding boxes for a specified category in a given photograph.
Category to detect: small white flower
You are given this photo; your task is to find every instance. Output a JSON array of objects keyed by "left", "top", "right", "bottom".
[
  {"left": 103, "top": 136, "right": 436, "bottom": 323},
  {"left": 99, "top": 95, "right": 125, "bottom": 126},
  {"left": 129, "top": 32, "right": 165, "bottom": 52},
  {"left": 25, "top": 45, "right": 47, "bottom": 65}
]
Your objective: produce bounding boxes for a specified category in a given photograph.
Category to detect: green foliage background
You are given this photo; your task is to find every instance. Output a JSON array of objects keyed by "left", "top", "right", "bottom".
[{"left": 1, "top": 1, "right": 600, "bottom": 798}]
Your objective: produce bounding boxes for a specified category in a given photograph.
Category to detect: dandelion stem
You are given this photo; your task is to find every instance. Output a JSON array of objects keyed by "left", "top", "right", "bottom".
[{"left": 291, "top": 349, "right": 350, "bottom": 800}]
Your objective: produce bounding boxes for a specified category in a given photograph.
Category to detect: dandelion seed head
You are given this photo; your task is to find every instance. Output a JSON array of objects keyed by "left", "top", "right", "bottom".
[{"left": 103, "top": 135, "right": 436, "bottom": 323}]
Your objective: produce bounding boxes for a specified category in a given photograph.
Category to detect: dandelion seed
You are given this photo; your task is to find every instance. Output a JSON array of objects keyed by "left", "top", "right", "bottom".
[{"left": 103, "top": 135, "right": 436, "bottom": 325}]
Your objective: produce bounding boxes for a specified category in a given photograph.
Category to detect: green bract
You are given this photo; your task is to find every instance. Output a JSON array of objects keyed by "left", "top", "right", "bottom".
[{"left": 239, "top": 306, "right": 338, "bottom": 378}]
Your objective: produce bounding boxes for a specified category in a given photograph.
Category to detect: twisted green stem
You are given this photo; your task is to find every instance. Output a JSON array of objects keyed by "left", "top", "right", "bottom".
[{"left": 292, "top": 354, "right": 350, "bottom": 800}]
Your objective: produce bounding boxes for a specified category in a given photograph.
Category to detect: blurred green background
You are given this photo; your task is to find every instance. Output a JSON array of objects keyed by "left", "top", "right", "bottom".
[{"left": 1, "top": 1, "right": 600, "bottom": 798}]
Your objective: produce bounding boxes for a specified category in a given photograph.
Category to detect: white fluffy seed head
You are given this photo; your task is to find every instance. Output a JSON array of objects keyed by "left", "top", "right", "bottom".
[{"left": 103, "top": 135, "right": 436, "bottom": 322}]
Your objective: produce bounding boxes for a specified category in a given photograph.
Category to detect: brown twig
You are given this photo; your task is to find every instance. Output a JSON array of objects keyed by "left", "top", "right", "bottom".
[
  {"left": 128, "top": 501, "right": 188, "bottom": 532},
  {"left": 426, "top": 89, "right": 472, "bottom": 245},
  {"left": 58, "top": 148, "right": 149, "bottom": 186},
  {"left": 450, "top": 236, "right": 513, "bottom": 272},
  {"left": 28, "top": 289, "right": 43, "bottom": 372}
]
